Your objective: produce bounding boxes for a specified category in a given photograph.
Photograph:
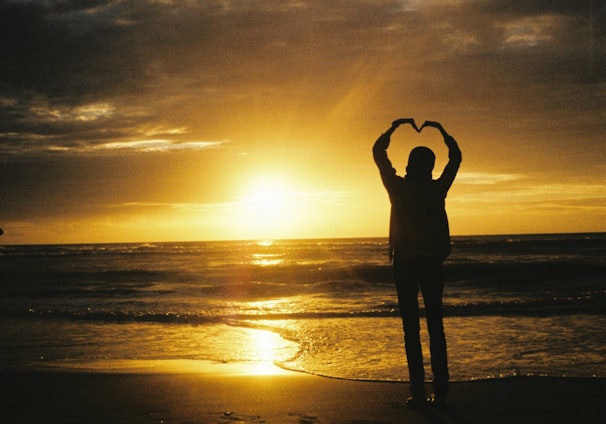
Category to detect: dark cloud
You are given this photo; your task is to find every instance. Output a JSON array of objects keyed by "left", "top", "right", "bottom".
[
  {"left": 480, "top": 0, "right": 601, "bottom": 17},
  {"left": 0, "top": 0, "right": 602, "bottom": 157},
  {"left": 1, "top": 1, "right": 132, "bottom": 99},
  {"left": 1, "top": 1, "right": 600, "bottom": 103}
]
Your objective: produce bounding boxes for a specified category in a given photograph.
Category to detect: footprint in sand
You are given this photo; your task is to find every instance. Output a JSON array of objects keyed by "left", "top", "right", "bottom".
[{"left": 298, "top": 415, "right": 319, "bottom": 424}]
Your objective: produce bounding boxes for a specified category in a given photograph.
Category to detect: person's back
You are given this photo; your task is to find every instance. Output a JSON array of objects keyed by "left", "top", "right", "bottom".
[
  {"left": 372, "top": 118, "right": 461, "bottom": 406},
  {"left": 373, "top": 119, "right": 461, "bottom": 260},
  {"left": 387, "top": 173, "right": 451, "bottom": 259}
]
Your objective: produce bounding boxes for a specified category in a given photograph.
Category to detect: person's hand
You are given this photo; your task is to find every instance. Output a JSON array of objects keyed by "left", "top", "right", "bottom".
[
  {"left": 421, "top": 121, "right": 454, "bottom": 142},
  {"left": 420, "top": 120, "right": 444, "bottom": 131},
  {"left": 392, "top": 118, "right": 419, "bottom": 132}
]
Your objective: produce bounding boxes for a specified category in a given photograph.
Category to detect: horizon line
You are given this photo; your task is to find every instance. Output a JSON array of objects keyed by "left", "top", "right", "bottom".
[{"left": 1, "top": 231, "right": 604, "bottom": 247}]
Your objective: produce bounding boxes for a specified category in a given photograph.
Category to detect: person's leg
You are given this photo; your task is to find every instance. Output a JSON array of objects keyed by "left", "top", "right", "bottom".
[
  {"left": 420, "top": 259, "right": 449, "bottom": 400},
  {"left": 393, "top": 257, "right": 425, "bottom": 399}
]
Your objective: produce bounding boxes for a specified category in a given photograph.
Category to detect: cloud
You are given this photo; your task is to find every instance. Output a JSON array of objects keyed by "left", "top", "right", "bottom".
[
  {"left": 451, "top": 180, "right": 606, "bottom": 217},
  {"left": 28, "top": 102, "right": 115, "bottom": 123},
  {"left": 0, "top": 93, "right": 228, "bottom": 154},
  {"left": 498, "top": 14, "right": 563, "bottom": 48},
  {"left": 109, "top": 188, "right": 356, "bottom": 213},
  {"left": 91, "top": 139, "right": 226, "bottom": 153},
  {"left": 1, "top": 1, "right": 601, "bottom": 123},
  {"left": 1, "top": 1, "right": 602, "bottom": 150},
  {"left": 456, "top": 172, "right": 523, "bottom": 185}
]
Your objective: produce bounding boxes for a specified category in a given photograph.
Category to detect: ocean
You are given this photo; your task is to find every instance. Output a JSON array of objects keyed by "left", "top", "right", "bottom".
[{"left": 1, "top": 233, "right": 604, "bottom": 382}]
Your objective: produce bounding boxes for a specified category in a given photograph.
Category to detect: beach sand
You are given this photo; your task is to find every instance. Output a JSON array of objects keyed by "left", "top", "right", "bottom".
[{"left": 1, "top": 362, "right": 604, "bottom": 424}]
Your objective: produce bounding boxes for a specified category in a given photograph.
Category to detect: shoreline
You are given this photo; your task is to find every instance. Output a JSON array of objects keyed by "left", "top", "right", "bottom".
[
  {"left": 2, "top": 365, "right": 604, "bottom": 424},
  {"left": 8, "top": 357, "right": 603, "bottom": 381}
]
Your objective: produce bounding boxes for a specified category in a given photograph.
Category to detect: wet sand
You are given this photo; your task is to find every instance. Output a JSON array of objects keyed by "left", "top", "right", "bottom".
[{"left": 1, "top": 363, "right": 604, "bottom": 423}]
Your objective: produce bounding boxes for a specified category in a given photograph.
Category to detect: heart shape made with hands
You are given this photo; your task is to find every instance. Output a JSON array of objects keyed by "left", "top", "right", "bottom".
[{"left": 392, "top": 118, "right": 442, "bottom": 134}]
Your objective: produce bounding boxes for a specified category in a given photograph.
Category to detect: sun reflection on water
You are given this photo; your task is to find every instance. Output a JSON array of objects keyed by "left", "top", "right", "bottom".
[
  {"left": 252, "top": 253, "right": 283, "bottom": 266},
  {"left": 256, "top": 240, "right": 274, "bottom": 247},
  {"left": 243, "top": 327, "right": 293, "bottom": 375},
  {"left": 238, "top": 298, "right": 298, "bottom": 375},
  {"left": 244, "top": 298, "right": 292, "bottom": 315}
]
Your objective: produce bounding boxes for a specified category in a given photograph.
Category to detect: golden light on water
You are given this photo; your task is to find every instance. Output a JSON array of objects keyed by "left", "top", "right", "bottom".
[
  {"left": 236, "top": 298, "right": 298, "bottom": 375},
  {"left": 244, "top": 328, "right": 292, "bottom": 375},
  {"left": 256, "top": 240, "right": 274, "bottom": 247},
  {"left": 252, "top": 253, "right": 283, "bottom": 266}
]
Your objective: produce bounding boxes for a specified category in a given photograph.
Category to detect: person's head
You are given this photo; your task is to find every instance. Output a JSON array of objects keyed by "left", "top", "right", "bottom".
[{"left": 406, "top": 146, "right": 435, "bottom": 180}]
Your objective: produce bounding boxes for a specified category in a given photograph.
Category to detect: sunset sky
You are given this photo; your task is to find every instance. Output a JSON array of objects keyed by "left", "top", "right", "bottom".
[{"left": 1, "top": 0, "right": 604, "bottom": 244}]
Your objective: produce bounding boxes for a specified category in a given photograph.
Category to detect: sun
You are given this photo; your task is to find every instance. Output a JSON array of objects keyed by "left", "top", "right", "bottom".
[
  {"left": 236, "top": 175, "right": 302, "bottom": 238},
  {"left": 244, "top": 180, "right": 287, "bottom": 210}
]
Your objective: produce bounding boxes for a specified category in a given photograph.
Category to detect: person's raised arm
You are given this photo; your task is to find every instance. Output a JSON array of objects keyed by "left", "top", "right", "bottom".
[
  {"left": 420, "top": 121, "right": 461, "bottom": 191},
  {"left": 373, "top": 118, "right": 417, "bottom": 153},
  {"left": 373, "top": 119, "right": 417, "bottom": 177}
]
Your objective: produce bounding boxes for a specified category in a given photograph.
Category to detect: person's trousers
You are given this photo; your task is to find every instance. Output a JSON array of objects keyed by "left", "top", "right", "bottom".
[{"left": 393, "top": 255, "right": 449, "bottom": 398}]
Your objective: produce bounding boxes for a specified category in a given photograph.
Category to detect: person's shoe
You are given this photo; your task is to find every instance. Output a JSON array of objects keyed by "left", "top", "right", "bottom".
[
  {"left": 427, "top": 393, "right": 446, "bottom": 408},
  {"left": 405, "top": 395, "right": 428, "bottom": 408}
]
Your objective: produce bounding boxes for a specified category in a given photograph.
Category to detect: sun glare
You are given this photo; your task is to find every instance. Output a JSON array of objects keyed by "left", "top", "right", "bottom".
[
  {"left": 243, "top": 178, "right": 291, "bottom": 209},
  {"left": 246, "top": 328, "right": 292, "bottom": 375},
  {"left": 236, "top": 176, "right": 303, "bottom": 237}
]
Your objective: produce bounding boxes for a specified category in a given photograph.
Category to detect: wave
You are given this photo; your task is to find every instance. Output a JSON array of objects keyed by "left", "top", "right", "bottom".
[
  {"left": 236, "top": 260, "right": 606, "bottom": 286},
  {"left": 1, "top": 261, "right": 603, "bottom": 317},
  {"left": 444, "top": 261, "right": 604, "bottom": 284},
  {"left": 452, "top": 232, "right": 606, "bottom": 249},
  {"left": 4, "top": 291, "right": 604, "bottom": 324},
  {"left": 7, "top": 256, "right": 603, "bottom": 280}
]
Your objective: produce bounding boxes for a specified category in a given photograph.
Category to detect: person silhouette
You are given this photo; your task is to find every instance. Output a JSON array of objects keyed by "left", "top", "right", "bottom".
[{"left": 373, "top": 118, "right": 461, "bottom": 406}]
